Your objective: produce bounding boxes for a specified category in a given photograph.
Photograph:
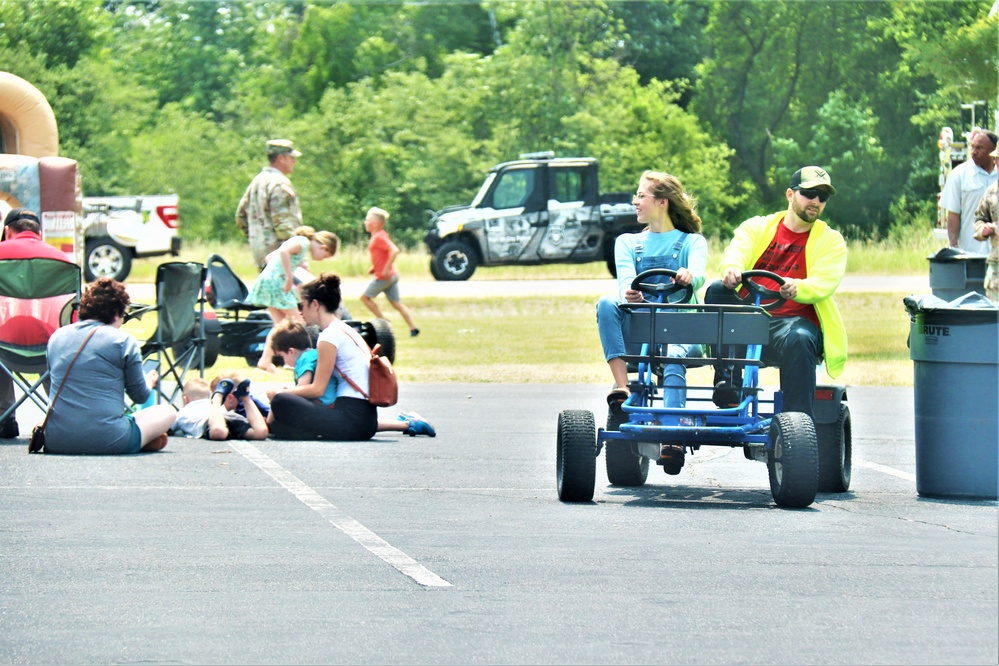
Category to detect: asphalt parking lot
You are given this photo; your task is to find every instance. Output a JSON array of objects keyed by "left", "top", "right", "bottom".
[{"left": 1, "top": 382, "right": 996, "bottom": 665}]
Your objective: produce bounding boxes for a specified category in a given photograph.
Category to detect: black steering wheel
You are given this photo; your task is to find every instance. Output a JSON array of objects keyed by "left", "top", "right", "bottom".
[
  {"left": 735, "top": 269, "right": 787, "bottom": 311},
  {"left": 630, "top": 268, "right": 694, "bottom": 304}
]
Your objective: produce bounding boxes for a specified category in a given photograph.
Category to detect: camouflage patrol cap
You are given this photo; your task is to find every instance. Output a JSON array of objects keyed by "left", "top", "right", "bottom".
[{"left": 266, "top": 139, "right": 302, "bottom": 158}]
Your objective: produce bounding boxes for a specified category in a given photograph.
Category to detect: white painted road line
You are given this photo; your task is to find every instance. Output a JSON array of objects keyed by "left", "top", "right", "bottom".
[
  {"left": 229, "top": 441, "right": 452, "bottom": 589},
  {"left": 855, "top": 459, "right": 917, "bottom": 482}
]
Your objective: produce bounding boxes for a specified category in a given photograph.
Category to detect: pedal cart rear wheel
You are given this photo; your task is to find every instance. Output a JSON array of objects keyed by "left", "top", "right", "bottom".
[
  {"left": 768, "top": 412, "right": 819, "bottom": 508},
  {"left": 817, "top": 403, "right": 852, "bottom": 493},
  {"left": 557, "top": 410, "right": 597, "bottom": 502}
]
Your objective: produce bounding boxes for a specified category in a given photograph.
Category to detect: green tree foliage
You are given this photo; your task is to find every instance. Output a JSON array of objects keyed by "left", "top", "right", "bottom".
[
  {"left": 613, "top": 0, "right": 709, "bottom": 104},
  {"left": 2, "top": 0, "right": 990, "bottom": 246},
  {"left": 126, "top": 104, "right": 248, "bottom": 241},
  {"left": 109, "top": 0, "right": 262, "bottom": 119},
  {"left": 772, "top": 91, "right": 891, "bottom": 237},
  {"left": 0, "top": 0, "right": 107, "bottom": 68},
  {"left": 879, "top": 1, "right": 997, "bottom": 133},
  {"left": 693, "top": 1, "right": 883, "bottom": 206}
]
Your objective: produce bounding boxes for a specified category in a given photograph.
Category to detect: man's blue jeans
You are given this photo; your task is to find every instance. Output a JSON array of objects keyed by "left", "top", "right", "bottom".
[
  {"left": 703, "top": 281, "right": 823, "bottom": 418},
  {"left": 596, "top": 294, "right": 695, "bottom": 409}
]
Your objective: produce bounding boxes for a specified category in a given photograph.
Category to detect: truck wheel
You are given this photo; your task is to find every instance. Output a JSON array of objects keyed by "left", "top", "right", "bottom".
[
  {"left": 85, "top": 237, "right": 132, "bottom": 282},
  {"left": 604, "top": 407, "right": 648, "bottom": 486},
  {"left": 556, "top": 409, "right": 596, "bottom": 502},
  {"left": 433, "top": 241, "right": 477, "bottom": 281},
  {"left": 817, "top": 404, "right": 852, "bottom": 493},
  {"left": 371, "top": 318, "right": 396, "bottom": 364},
  {"left": 767, "top": 412, "right": 818, "bottom": 508},
  {"left": 429, "top": 257, "right": 444, "bottom": 280},
  {"left": 605, "top": 255, "right": 617, "bottom": 278}
]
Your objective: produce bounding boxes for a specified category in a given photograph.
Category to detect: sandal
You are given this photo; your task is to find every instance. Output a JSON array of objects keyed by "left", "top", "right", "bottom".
[{"left": 606, "top": 387, "right": 630, "bottom": 406}]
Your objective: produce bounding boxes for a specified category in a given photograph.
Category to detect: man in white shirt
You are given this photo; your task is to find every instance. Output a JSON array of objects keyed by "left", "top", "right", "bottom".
[{"left": 940, "top": 130, "right": 998, "bottom": 254}]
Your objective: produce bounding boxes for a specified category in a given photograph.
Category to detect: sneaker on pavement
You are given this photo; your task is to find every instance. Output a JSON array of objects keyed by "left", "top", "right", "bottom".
[{"left": 398, "top": 412, "right": 436, "bottom": 437}]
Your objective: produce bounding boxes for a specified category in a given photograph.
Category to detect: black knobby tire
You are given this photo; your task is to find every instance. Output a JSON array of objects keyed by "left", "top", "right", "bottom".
[
  {"left": 202, "top": 316, "right": 222, "bottom": 368},
  {"left": 429, "top": 258, "right": 444, "bottom": 281},
  {"left": 767, "top": 412, "right": 819, "bottom": 508},
  {"left": 605, "top": 254, "right": 617, "bottom": 278},
  {"left": 84, "top": 237, "right": 132, "bottom": 282},
  {"left": 370, "top": 318, "right": 396, "bottom": 364},
  {"left": 817, "top": 404, "right": 852, "bottom": 493},
  {"left": 432, "top": 240, "right": 477, "bottom": 281},
  {"left": 604, "top": 407, "right": 648, "bottom": 486},
  {"left": 556, "top": 410, "right": 597, "bottom": 502}
]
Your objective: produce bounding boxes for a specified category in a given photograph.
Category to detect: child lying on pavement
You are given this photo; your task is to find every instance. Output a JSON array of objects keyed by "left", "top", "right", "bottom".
[{"left": 172, "top": 376, "right": 269, "bottom": 440}]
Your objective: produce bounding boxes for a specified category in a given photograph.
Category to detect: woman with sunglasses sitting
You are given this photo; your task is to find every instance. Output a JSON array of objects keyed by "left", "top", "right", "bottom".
[
  {"left": 596, "top": 170, "right": 708, "bottom": 415},
  {"left": 266, "top": 273, "right": 375, "bottom": 440}
]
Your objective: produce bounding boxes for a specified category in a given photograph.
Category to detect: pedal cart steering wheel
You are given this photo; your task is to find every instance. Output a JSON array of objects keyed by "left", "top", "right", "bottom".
[
  {"left": 630, "top": 268, "right": 694, "bottom": 304},
  {"left": 734, "top": 269, "right": 787, "bottom": 311}
]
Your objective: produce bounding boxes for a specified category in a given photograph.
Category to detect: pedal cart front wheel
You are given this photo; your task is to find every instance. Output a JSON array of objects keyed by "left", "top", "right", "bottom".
[
  {"left": 767, "top": 412, "right": 819, "bottom": 508},
  {"left": 556, "top": 410, "right": 597, "bottom": 502}
]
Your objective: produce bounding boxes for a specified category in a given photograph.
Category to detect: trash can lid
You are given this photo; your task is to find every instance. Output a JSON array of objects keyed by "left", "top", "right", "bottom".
[
  {"left": 927, "top": 247, "right": 988, "bottom": 262},
  {"left": 905, "top": 292, "right": 998, "bottom": 323}
]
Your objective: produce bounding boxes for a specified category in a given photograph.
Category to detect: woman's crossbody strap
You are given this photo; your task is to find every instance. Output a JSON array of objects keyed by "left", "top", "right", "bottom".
[
  {"left": 40, "top": 326, "right": 101, "bottom": 429},
  {"left": 333, "top": 323, "right": 370, "bottom": 401}
]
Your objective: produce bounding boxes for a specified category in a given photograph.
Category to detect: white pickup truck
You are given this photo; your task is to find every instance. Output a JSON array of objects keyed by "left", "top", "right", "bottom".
[{"left": 82, "top": 194, "right": 181, "bottom": 282}]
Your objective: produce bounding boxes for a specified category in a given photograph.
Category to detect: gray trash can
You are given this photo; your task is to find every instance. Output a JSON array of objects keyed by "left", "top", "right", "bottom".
[
  {"left": 905, "top": 293, "right": 998, "bottom": 499},
  {"left": 927, "top": 247, "right": 987, "bottom": 301}
]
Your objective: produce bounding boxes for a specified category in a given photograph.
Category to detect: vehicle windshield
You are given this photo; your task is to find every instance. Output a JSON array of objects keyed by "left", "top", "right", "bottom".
[{"left": 470, "top": 172, "right": 497, "bottom": 208}]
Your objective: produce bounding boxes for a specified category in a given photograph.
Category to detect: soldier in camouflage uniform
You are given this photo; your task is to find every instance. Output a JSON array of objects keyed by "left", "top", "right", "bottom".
[{"left": 236, "top": 139, "right": 304, "bottom": 269}]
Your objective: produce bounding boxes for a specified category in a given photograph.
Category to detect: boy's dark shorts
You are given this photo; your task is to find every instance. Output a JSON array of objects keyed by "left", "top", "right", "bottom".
[{"left": 201, "top": 412, "right": 252, "bottom": 440}]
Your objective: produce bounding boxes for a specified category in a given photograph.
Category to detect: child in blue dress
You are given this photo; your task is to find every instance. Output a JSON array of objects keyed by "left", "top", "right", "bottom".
[{"left": 245, "top": 225, "right": 339, "bottom": 371}]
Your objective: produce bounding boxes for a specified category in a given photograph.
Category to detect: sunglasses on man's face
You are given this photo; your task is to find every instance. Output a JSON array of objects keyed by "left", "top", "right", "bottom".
[{"left": 796, "top": 188, "right": 830, "bottom": 203}]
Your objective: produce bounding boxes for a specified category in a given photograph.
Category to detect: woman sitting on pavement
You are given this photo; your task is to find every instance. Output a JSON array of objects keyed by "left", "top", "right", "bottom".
[
  {"left": 267, "top": 272, "right": 435, "bottom": 440},
  {"left": 267, "top": 320, "right": 435, "bottom": 437},
  {"left": 43, "top": 278, "right": 176, "bottom": 454}
]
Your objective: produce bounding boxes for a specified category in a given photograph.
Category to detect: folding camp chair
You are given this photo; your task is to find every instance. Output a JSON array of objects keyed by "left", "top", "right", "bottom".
[
  {"left": 0, "top": 257, "right": 82, "bottom": 423},
  {"left": 204, "top": 253, "right": 261, "bottom": 320},
  {"left": 129, "top": 261, "right": 208, "bottom": 406}
]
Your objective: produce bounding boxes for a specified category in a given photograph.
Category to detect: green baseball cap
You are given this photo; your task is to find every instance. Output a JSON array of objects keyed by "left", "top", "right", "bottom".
[{"left": 789, "top": 166, "right": 835, "bottom": 195}]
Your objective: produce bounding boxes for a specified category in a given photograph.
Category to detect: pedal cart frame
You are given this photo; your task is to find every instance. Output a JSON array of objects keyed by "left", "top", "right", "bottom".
[{"left": 557, "top": 269, "right": 851, "bottom": 509}]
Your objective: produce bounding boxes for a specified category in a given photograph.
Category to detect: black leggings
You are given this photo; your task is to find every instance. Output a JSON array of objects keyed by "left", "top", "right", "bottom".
[{"left": 269, "top": 395, "right": 378, "bottom": 441}]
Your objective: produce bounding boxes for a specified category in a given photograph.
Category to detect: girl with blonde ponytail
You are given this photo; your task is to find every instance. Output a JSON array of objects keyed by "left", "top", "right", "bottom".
[{"left": 245, "top": 225, "right": 341, "bottom": 371}]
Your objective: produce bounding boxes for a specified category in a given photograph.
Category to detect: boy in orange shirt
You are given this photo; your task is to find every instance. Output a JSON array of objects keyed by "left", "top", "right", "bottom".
[{"left": 359, "top": 207, "right": 420, "bottom": 336}]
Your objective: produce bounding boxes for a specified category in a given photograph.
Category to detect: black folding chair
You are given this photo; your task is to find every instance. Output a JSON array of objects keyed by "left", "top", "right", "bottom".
[
  {"left": 0, "top": 257, "right": 82, "bottom": 423},
  {"left": 204, "top": 253, "right": 262, "bottom": 321},
  {"left": 129, "top": 261, "right": 208, "bottom": 406}
]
